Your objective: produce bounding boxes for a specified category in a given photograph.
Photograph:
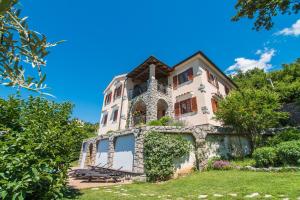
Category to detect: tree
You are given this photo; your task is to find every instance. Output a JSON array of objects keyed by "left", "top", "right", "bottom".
[
  {"left": 0, "top": 0, "right": 62, "bottom": 93},
  {"left": 232, "top": 0, "right": 300, "bottom": 30},
  {"left": 0, "top": 97, "right": 88, "bottom": 199},
  {"left": 214, "top": 89, "right": 289, "bottom": 148}
]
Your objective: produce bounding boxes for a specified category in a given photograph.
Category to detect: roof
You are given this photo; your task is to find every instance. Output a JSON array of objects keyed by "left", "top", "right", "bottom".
[
  {"left": 103, "top": 73, "right": 127, "bottom": 94},
  {"left": 127, "top": 56, "right": 173, "bottom": 81},
  {"left": 173, "top": 51, "right": 238, "bottom": 88}
]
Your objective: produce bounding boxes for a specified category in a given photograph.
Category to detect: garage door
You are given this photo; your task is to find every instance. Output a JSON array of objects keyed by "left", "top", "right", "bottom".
[
  {"left": 95, "top": 139, "right": 109, "bottom": 167},
  {"left": 113, "top": 134, "right": 135, "bottom": 171}
]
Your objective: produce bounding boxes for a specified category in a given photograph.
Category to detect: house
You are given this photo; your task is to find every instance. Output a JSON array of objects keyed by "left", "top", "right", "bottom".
[
  {"left": 99, "top": 51, "right": 236, "bottom": 135},
  {"left": 79, "top": 51, "right": 250, "bottom": 173}
]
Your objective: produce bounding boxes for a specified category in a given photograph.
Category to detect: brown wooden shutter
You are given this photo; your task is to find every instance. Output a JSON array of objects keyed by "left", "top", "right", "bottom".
[
  {"left": 174, "top": 102, "right": 180, "bottom": 116},
  {"left": 173, "top": 76, "right": 178, "bottom": 90},
  {"left": 211, "top": 98, "right": 218, "bottom": 113},
  {"left": 188, "top": 68, "right": 194, "bottom": 81},
  {"left": 206, "top": 70, "right": 211, "bottom": 83},
  {"left": 191, "top": 97, "right": 198, "bottom": 112}
]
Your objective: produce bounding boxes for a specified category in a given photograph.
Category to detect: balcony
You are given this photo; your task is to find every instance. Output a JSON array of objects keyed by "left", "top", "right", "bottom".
[{"left": 129, "top": 81, "right": 168, "bottom": 100}]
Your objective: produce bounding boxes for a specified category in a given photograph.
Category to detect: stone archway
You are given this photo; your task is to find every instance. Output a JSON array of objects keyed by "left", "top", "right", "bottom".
[
  {"left": 131, "top": 100, "right": 147, "bottom": 126},
  {"left": 157, "top": 99, "right": 168, "bottom": 120}
]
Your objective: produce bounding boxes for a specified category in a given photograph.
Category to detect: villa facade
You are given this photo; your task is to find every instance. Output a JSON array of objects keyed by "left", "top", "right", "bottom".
[
  {"left": 79, "top": 51, "right": 250, "bottom": 173},
  {"left": 99, "top": 51, "right": 236, "bottom": 135}
]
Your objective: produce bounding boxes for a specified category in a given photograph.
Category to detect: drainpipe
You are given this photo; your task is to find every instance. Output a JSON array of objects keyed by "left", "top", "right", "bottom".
[{"left": 118, "top": 77, "right": 128, "bottom": 130}]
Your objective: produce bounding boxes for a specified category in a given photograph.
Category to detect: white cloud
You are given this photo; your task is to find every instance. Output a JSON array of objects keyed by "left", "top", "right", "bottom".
[
  {"left": 226, "top": 48, "right": 275, "bottom": 74},
  {"left": 277, "top": 19, "right": 300, "bottom": 36}
]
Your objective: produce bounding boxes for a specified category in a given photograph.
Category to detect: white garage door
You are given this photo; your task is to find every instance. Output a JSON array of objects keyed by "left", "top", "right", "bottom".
[
  {"left": 95, "top": 139, "right": 109, "bottom": 167},
  {"left": 113, "top": 134, "right": 135, "bottom": 172}
]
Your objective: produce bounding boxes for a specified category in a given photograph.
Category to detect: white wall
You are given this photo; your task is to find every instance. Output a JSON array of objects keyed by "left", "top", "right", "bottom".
[{"left": 98, "top": 76, "right": 129, "bottom": 135}]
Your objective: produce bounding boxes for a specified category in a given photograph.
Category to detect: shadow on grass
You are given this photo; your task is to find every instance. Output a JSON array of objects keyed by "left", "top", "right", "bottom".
[{"left": 63, "top": 186, "right": 83, "bottom": 199}]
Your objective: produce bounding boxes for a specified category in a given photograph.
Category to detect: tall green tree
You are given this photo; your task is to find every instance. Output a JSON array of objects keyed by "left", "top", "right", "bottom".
[
  {"left": 0, "top": 0, "right": 62, "bottom": 93},
  {"left": 232, "top": 0, "right": 300, "bottom": 30},
  {"left": 215, "top": 89, "right": 289, "bottom": 148},
  {"left": 0, "top": 97, "right": 88, "bottom": 199}
]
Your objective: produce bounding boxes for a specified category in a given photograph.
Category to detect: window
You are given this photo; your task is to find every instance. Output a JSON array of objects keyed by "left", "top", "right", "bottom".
[
  {"left": 112, "top": 109, "right": 118, "bottom": 122},
  {"left": 173, "top": 68, "right": 193, "bottom": 89},
  {"left": 206, "top": 70, "right": 219, "bottom": 88},
  {"left": 113, "top": 85, "right": 122, "bottom": 100},
  {"left": 102, "top": 113, "right": 108, "bottom": 125},
  {"left": 211, "top": 98, "right": 218, "bottom": 113},
  {"left": 105, "top": 93, "right": 112, "bottom": 105},
  {"left": 225, "top": 86, "right": 230, "bottom": 95},
  {"left": 174, "top": 97, "right": 198, "bottom": 116},
  {"left": 180, "top": 99, "right": 192, "bottom": 114}
]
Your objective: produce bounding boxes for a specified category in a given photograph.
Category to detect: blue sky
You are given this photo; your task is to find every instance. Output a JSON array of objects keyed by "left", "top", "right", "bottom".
[{"left": 1, "top": 0, "right": 300, "bottom": 123}]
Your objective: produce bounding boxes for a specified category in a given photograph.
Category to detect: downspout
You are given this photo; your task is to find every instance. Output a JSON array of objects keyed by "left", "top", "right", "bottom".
[{"left": 118, "top": 77, "right": 128, "bottom": 130}]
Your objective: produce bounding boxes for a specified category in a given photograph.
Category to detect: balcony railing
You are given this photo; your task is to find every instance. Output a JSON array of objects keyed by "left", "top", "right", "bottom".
[
  {"left": 129, "top": 81, "right": 168, "bottom": 99},
  {"left": 157, "top": 82, "right": 168, "bottom": 94}
]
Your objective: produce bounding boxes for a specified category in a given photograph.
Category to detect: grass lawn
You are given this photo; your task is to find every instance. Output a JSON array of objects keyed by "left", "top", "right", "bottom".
[{"left": 70, "top": 170, "right": 300, "bottom": 200}]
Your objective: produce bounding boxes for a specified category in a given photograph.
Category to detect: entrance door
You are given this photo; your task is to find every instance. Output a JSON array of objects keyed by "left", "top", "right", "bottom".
[
  {"left": 95, "top": 139, "right": 109, "bottom": 167},
  {"left": 113, "top": 134, "right": 135, "bottom": 171}
]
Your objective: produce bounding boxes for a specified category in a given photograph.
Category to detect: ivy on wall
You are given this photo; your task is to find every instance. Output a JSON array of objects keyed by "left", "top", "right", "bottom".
[{"left": 144, "top": 131, "right": 191, "bottom": 182}]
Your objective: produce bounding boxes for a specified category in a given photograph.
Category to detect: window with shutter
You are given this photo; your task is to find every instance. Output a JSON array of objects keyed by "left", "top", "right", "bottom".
[
  {"left": 175, "top": 97, "right": 198, "bottom": 116},
  {"left": 211, "top": 98, "right": 218, "bottom": 113},
  {"left": 105, "top": 93, "right": 112, "bottom": 105},
  {"left": 113, "top": 109, "right": 118, "bottom": 122},
  {"left": 225, "top": 86, "right": 230, "bottom": 95},
  {"left": 187, "top": 68, "right": 194, "bottom": 81},
  {"left": 207, "top": 70, "right": 219, "bottom": 88},
  {"left": 113, "top": 85, "right": 122, "bottom": 100},
  {"left": 191, "top": 97, "right": 198, "bottom": 112},
  {"left": 102, "top": 114, "right": 108, "bottom": 125}
]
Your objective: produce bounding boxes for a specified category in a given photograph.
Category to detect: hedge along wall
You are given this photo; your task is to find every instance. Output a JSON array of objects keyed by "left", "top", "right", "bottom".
[
  {"left": 204, "top": 134, "right": 251, "bottom": 159},
  {"left": 173, "top": 134, "right": 196, "bottom": 177}
]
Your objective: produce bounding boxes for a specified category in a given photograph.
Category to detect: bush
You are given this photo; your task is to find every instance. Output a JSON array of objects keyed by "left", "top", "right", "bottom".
[
  {"left": 0, "top": 97, "right": 89, "bottom": 199},
  {"left": 253, "top": 147, "right": 278, "bottom": 167},
  {"left": 276, "top": 140, "right": 300, "bottom": 166},
  {"left": 212, "top": 160, "right": 231, "bottom": 170},
  {"left": 147, "top": 120, "right": 162, "bottom": 126},
  {"left": 144, "top": 132, "right": 191, "bottom": 182},
  {"left": 147, "top": 116, "right": 186, "bottom": 127},
  {"left": 159, "top": 116, "right": 172, "bottom": 126},
  {"left": 267, "top": 128, "right": 300, "bottom": 146}
]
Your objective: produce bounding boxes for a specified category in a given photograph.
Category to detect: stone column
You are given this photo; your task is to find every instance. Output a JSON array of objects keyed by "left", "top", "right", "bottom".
[
  {"left": 146, "top": 78, "right": 158, "bottom": 122},
  {"left": 193, "top": 126, "right": 208, "bottom": 170},
  {"left": 149, "top": 64, "right": 156, "bottom": 80},
  {"left": 107, "top": 136, "right": 115, "bottom": 168},
  {"left": 132, "top": 129, "right": 145, "bottom": 173}
]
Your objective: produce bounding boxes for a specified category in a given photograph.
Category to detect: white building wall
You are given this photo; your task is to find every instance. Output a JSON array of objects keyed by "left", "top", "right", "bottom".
[{"left": 98, "top": 76, "right": 129, "bottom": 135}]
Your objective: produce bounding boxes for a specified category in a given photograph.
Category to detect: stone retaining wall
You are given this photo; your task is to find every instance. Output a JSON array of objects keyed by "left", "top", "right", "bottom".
[{"left": 78, "top": 124, "right": 251, "bottom": 173}]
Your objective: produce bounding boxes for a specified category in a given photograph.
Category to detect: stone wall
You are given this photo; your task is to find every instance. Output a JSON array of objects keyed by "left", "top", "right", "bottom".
[
  {"left": 79, "top": 124, "right": 251, "bottom": 173},
  {"left": 282, "top": 102, "right": 300, "bottom": 125},
  {"left": 127, "top": 79, "right": 173, "bottom": 127}
]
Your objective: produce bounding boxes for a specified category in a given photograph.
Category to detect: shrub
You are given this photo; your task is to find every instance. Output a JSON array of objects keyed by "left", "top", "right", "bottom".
[
  {"left": 207, "top": 156, "right": 221, "bottom": 170},
  {"left": 276, "top": 140, "right": 300, "bottom": 166},
  {"left": 0, "top": 97, "right": 89, "bottom": 199},
  {"left": 159, "top": 116, "right": 172, "bottom": 126},
  {"left": 144, "top": 132, "right": 191, "bottom": 182},
  {"left": 267, "top": 128, "right": 300, "bottom": 146},
  {"left": 147, "top": 116, "right": 186, "bottom": 127},
  {"left": 147, "top": 120, "right": 162, "bottom": 126},
  {"left": 253, "top": 147, "right": 278, "bottom": 167},
  {"left": 212, "top": 160, "right": 231, "bottom": 170}
]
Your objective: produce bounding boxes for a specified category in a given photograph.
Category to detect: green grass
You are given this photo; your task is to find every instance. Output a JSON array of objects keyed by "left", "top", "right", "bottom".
[{"left": 70, "top": 170, "right": 300, "bottom": 200}]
